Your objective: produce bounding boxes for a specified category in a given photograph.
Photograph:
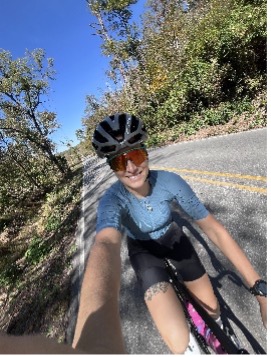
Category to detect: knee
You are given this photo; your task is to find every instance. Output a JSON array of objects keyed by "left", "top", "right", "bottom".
[
  {"left": 164, "top": 325, "right": 190, "bottom": 354},
  {"left": 208, "top": 300, "right": 221, "bottom": 319}
]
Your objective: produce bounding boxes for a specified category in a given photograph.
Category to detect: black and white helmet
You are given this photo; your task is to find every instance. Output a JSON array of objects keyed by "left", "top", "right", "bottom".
[{"left": 92, "top": 113, "right": 148, "bottom": 158}]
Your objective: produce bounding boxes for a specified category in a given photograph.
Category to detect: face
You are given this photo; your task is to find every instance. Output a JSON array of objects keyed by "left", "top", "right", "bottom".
[{"left": 107, "top": 147, "right": 149, "bottom": 195}]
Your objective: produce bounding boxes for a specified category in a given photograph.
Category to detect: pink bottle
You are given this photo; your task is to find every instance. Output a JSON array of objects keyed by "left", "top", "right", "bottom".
[{"left": 186, "top": 301, "right": 225, "bottom": 354}]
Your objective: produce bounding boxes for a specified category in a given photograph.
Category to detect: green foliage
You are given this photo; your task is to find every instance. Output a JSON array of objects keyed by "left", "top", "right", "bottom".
[
  {"left": 24, "top": 235, "right": 52, "bottom": 265},
  {"left": 0, "top": 165, "right": 82, "bottom": 340},
  {"left": 82, "top": 0, "right": 266, "bottom": 146},
  {"left": 86, "top": 0, "right": 140, "bottom": 83},
  {"left": 0, "top": 49, "right": 69, "bottom": 174},
  {"left": 145, "top": 94, "right": 265, "bottom": 146},
  {"left": 0, "top": 49, "right": 72, "bottom": 224},
  {"left": 1, "top": 165, "right": 82, "bottom": 291},
  {"left": 45, "top": 216, "right": 62, "bottom": 232},
  {"left": 0, "top": 261, "right": 24, "bottom": 287}
]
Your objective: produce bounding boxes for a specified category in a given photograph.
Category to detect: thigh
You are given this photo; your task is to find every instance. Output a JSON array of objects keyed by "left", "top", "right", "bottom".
[
  {"left": 129, "top": 251, "right": 170, "bottom": 293},
  {"left": 184, "top": 273, "right": 220, "bottom": 318},
  {"left": 169, "top": 235, "right": 219, "bottom": 317},
  {"left": 170, "top": 234, "right": 206, "bottom": 282},
  {"left": 145, "top": 281, "right": 190, "bottom": 354},
  {"left": 127, "top": 237, "right": 190, "bottom": 353}
]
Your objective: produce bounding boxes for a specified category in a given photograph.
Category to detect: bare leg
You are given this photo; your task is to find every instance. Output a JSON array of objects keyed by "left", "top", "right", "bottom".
[
  {"left": 144, "top": 282, "right": 190, "bottom": 354},
  {"left": 184, "top": 273, "right": 220, "bottom": 318}
]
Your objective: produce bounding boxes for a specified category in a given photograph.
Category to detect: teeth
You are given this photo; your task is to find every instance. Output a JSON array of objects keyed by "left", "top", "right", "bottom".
[{"left": 128, "top": 173, "right": 140, "bottom": 180}]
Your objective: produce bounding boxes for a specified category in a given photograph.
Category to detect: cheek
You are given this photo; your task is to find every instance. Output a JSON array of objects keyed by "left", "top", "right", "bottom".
[
  {"left": 141, "top": 161, "right": 149, "bottom": 170},
  {"left": 114, "top": 171, "right": 125, "bottom": 179}
]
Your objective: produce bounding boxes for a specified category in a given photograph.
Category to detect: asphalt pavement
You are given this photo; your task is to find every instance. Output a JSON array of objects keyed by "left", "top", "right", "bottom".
[{"left": 69, "top": 128, "right": 267, "bottom": 354}]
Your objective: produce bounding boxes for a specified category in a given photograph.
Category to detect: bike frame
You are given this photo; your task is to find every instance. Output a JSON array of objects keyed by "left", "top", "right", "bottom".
[{"left": 164, "top": 258, "right": 250, "bottom": 354}]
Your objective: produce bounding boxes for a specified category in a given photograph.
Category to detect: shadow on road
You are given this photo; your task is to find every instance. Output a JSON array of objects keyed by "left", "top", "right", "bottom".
[{"left": 172, "top": 208, "right": 266, "bottom": 354}]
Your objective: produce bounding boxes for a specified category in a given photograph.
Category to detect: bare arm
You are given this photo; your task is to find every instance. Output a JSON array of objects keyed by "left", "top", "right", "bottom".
[
  {"left": 72, "top": 227, "right": 126, "bottom": 353},
  {"left": 196, "top": 213, "right": 266, "bottom": 327},
  {"left": 0, "top": 228, "right": 125, "bottom": 354}
]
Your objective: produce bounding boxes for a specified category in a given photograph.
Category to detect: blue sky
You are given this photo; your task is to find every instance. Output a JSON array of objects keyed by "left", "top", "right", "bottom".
[{"left": 0, "top": 0, "right": 145, "bottom": 152}]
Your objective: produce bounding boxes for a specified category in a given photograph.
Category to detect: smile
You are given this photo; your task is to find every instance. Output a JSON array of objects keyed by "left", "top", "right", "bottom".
[{"left": 126, "top": 171, "right": 142, "bottom": 181}]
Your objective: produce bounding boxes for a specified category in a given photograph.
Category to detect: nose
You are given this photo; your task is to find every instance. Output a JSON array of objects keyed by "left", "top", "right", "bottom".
[{"left": 125, "top": 159, "right": 138, "bottom": 172}]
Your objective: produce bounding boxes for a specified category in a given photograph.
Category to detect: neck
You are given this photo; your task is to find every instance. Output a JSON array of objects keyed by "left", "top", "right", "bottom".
[{"left": 125, "top": 180, "right": 150, "bottom": 198}]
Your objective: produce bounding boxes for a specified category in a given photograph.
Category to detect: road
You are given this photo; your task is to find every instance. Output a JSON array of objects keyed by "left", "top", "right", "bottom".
[{"left": 72, "top": 128, "right": 267, "bottom": 354}]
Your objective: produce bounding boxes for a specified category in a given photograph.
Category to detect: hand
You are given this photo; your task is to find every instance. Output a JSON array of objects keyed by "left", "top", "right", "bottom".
[{"left": 257, "top": 297, "right": 267, "bottom": 329}]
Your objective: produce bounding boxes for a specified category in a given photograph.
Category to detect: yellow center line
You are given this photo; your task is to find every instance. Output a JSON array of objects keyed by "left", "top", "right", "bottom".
[
  {"left": 181, "top": 175, "right": 267, "bottom": 194},
  {"left": 150, "top": 166, "right": 267, "bottom": 195},
  {"left": 151, "top": 166, "right": 266, "bottom": 182}
]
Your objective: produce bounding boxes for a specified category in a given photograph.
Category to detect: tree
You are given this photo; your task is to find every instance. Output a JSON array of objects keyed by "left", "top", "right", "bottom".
[
  {"left": 82, "top": 0, "right": 266, "bottom": 143},
  {"left": 0, "top": 49, "right": 69, "bottom": 175},
  {"left": 86, "top": 0, "right": 140, "bottom": 85},
  {"left": 0, "top": 49, "right": 72, "bottom": 219}
]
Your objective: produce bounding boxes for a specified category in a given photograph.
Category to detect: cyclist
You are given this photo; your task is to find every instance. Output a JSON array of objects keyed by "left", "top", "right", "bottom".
[{"left": 74, "top": 113, "right": 267, "bottom": 354}]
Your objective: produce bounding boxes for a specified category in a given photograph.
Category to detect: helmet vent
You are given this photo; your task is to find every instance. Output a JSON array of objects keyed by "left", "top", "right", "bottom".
[{"left": 92, "top": 113, "right": 148, "bottom": 158}]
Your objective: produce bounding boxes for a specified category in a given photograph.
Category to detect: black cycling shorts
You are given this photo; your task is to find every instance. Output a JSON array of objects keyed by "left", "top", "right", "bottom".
[{"left": 127, "top": 221, "right": 206, "bottom": 294}]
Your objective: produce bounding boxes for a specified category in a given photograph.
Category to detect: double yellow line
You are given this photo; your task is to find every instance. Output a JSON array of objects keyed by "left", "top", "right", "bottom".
[{"left": 150, "top": 166, "right": 267, "bottom": 195}]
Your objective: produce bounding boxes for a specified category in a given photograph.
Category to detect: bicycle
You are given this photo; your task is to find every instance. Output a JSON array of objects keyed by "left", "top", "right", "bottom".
[{"left": 164, "top": 258, "right": 252, "bottom": 354}]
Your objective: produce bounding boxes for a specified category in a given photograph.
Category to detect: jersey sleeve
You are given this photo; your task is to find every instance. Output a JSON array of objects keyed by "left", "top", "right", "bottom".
[
  {"left": 96, "top": 190, "right": 123, "bottom": 233},
  {"left": 164, "top": 171, "right": 209, "bottom": 220}
]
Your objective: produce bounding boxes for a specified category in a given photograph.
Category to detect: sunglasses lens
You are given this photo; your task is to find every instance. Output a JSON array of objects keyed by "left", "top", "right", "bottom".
[
  {"left": 109, "top": 156, "right": 124, "bottom": 171},
  {"left": 109, "top": 149, "right": 147, "bottom": 171}
]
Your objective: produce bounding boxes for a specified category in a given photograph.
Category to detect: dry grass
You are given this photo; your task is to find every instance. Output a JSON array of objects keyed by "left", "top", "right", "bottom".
[{"left": 0, "top": 167, "right": 82, "bottom": 343}]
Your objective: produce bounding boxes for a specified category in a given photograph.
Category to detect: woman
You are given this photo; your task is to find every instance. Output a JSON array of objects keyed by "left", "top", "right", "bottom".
[{"left": 75, "top": 113, "right": 266, "bottom": 354}]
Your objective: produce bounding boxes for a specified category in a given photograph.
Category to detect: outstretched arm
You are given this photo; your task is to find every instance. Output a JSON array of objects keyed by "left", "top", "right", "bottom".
[
  {"left": 0, "top": 228, "right": 125, "bottom": 354},
  {"left": 72, "top": 227, "right": 126, "bottom": 353},
  {"left": 196, "top": 213, "right": 267, "bottom": 328}
]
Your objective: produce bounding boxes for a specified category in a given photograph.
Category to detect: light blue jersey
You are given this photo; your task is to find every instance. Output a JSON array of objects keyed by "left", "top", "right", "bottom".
[{"left": 96, "top": 170, "right": 209, "bottom": 240}]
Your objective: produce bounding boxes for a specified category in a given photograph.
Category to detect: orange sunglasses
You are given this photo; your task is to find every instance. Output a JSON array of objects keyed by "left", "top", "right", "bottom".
[{"left": 107, "top": 147, "right": 148, "bottom": 171}]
